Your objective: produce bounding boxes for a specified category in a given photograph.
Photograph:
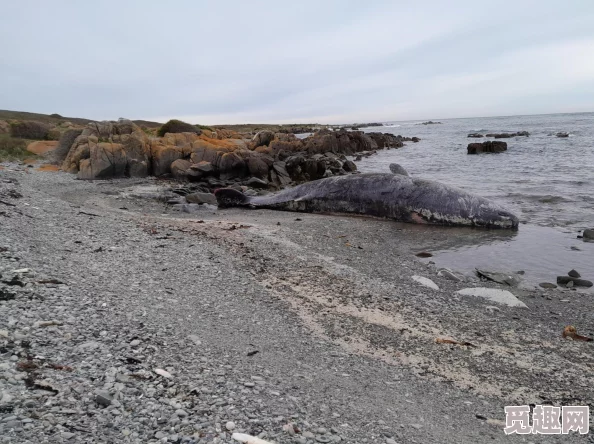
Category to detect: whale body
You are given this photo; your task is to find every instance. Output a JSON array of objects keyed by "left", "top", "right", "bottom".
[{"left": 215, "top": 173, "right": 519, "bottom": 229}]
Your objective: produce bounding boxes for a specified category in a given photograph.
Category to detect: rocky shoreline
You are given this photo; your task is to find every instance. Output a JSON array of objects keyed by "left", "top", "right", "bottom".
[{"left": 1, "top": 166, "right": 593, "bottom": 443}]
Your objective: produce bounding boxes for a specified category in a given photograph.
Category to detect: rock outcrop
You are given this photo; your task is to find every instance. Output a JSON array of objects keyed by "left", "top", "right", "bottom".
[
  {"left": 59, "top": 120, "right": 419, "bottom": 192},
  {"left": 467, "top": 133, "right": 484, "bottom": 138},
  {"left": 467, "top": 141, "right": 508, "bottom": 154},
  {"left": 63, "top": 120, "right": 151, "bottom": 178}
]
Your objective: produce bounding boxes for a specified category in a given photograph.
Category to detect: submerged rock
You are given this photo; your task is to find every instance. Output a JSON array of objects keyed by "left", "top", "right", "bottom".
[
  {"left": 582, "top": 228, "right": 594, "bottom": 241},
  {"left": 467, "top": 133, "right": 484, "bottom": 138},
  {"left": 476, "top": 269, "right": 521, "bottom": 287}
]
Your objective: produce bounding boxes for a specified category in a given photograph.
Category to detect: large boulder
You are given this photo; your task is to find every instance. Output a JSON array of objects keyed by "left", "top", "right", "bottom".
[
  {"left": 0, "top": 120, "right": 9, "bottom": 134},
  {"left": 218, "top": 152, "right": 247, "bottom": 179},
  {"left": 78, "top": 143, "right": 127, "bottom": 180},
  {"left": 467, "top": 141, "right": 507, "bottom": 154},
  {"left": 171, "top": 159, "right": 192, "bottom": 180},
  {"left": 367, "top": 132, "right": 404, "bottom": 148},
  {"left": 252, "top": 130, "right": 275, "bottom": 148},
  {"left": 63, "top": 120, "right": 151, "bottom": 178},
  {"left": 52, "top": 129, "right": 83, "bottom": 164},
  {"left": 270, "top": 161, "right": 292, "bottom": 187},
  {"left": 247, "top": 156, "right": 270, "bottom": 179}
]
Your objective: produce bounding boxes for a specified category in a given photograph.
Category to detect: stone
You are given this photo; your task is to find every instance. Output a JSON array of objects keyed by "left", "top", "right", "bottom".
[
  {"left": 584, "top": 228, "right": 594, "bottom": 240},
  {"left": 78, "top": 143, "right": 127, "bottom": 180},
  {"left": 539, "top": 282, "right": 557, "bottom": 289},
  {"left": 411, "top": 275, "right": 439, "bottom": 290},
  {"left": 154, "top": 368, "right": 173, "bottom": 378},
  {"left": 342, "top": 159, "right": 357, "bottom": 172},
  {"left": 247, "top": 156, "right": 270, "bottom": 179},
  {"left": 467, "top": 141, "right": 507, "bottom": 154},
  {"left": 456, "top": 287, "right": 528, "bottom": 308},
  {"left": 438, "top": 268, "right": 462, "bottom": 282},
  {"left": 568, "top": 269, "right": 581, "bottom": 278},
  {"left": 467, "top": 133, "right": 483, "bottom": 138},
  {"left": 171, "top": 159, "right": 191, "bottom": 180},
  {"left": 476, "top": 269, "right": 521, "bottom": 287},
  {"left": 246, "top": 177, "right": 269, "bottom": 189},
  {"left": 226, "top": 421, "right": 236, "bottom": 430},
  {"left": 176, "top": 409, "right": 188, "bottom": 417},
  {"left": 0, "top": 288, "right": 16, "bottom": 301},
  {"left": 389, "top": 163, "right": 409, "bottom": 176},
  {"left": 252, "top": 131, "right": 275, "bottom": 148},
  {"left": 271, "top": 162, "right": 291, "bottom": 187},
  {"left": 556, "top": 276, "right": 593, "bottom": 288},
  {"left": 95, "top": 390, "right": 112, "bottom": 407},
  {"left": 187, "top": 335, "right": 202, "bottom": 346},
  {"left": 185, "top": 192, "right": 217, "bottom": 205}
]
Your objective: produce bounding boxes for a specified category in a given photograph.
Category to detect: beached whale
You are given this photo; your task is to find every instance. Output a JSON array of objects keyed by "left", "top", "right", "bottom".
[{"left": 215, "top": 173, "right": 519, "bottom": 229}]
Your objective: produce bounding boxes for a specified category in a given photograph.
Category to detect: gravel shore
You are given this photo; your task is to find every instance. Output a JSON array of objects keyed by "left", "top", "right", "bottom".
[{"left": 1, "top": 165, "right": 592, "bottom": 443}]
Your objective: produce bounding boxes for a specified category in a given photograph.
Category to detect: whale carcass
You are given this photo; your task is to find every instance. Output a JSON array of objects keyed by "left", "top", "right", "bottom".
[{"left": 214, "top": 173, "right": 519, "bottom": 229}]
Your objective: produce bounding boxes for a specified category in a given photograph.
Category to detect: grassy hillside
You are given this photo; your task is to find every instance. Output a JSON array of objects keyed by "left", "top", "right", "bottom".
[{"left": 0, "top": 110, "right": 163, "bottom": 128}]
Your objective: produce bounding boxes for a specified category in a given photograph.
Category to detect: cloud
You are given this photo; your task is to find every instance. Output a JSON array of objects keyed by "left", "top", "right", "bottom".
[{"left": 0, "top": 0, "right": 593, "bottom": 123}]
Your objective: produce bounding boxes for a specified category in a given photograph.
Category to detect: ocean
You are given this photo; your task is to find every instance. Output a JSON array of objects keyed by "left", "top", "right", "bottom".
[{"left": 356, "top": 112, "right": 594, "bottom": 287}]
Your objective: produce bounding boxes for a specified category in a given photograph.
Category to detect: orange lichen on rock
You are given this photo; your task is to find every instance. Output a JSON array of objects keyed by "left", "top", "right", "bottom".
[
  {"left": 23, "top": 157, "right": 38, "bottom": 164},
  {"left": 26, "top": 140, "right": 58, "bottom": 155}
]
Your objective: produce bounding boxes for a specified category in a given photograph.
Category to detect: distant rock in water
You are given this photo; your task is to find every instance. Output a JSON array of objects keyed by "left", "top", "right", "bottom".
[
  {"left": 467, "top": 141, "right": 507, "bottom": 154},
  {"left": 419, "top": 121, "right": 442, "bottom": 125},
  {"left": 485, "top": 131, "right": 529, "bottom": 138},
  {"left": 389, "top": 163, "right": 409, "bottom": 176},
  {"left": 555, "top": 132, "right": 570, "bottom": 138},
  {"left": 467, "top": 133, "right": 484, "bottom": 138}
]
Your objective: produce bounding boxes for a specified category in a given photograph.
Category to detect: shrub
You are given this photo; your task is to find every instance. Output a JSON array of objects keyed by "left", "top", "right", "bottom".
[
  {"left": 50, "top": 113, "right": 63, "bottom": 118},
  {"left": 10, "top": 121, "right": 50, "bottom": 140},
  {"left": 157, "top": 119, "right": 201, "bottom": 137},
  {"left": 0, "top": 135, "right": 33, "bottom": 161}
]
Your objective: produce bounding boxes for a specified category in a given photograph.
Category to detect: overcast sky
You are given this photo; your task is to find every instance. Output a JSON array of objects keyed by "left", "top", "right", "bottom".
[{"left": 1, "top": 1, "right": 593, "bottom": 124}]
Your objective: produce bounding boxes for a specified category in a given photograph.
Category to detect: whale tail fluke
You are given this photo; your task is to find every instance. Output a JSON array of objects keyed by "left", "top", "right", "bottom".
[{"left": 214, "top": 188, "right": 251, "bottom": 208}]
